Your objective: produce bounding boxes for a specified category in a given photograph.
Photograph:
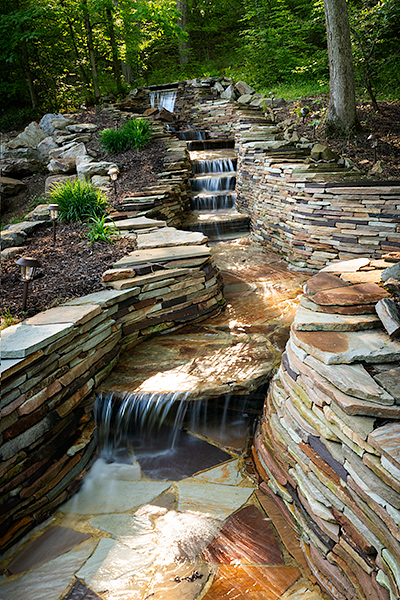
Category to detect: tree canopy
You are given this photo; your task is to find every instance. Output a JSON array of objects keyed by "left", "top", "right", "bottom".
[{"left": 0, "top": 0, "right": 399, "bottom": 128}]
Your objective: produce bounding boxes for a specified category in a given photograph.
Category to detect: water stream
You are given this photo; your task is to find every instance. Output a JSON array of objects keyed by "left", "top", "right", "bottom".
[{"left": 149, "top": 89, "right": 177, "bottom": 112}]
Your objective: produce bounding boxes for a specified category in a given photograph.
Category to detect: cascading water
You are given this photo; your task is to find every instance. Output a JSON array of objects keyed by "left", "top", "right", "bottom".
[{"left": 149, "top": 89, "right": 177, "bottom": 113}]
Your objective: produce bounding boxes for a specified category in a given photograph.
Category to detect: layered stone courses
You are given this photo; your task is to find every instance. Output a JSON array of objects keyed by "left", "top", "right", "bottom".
[{"left": 253, "top": 259, "right": 400, "bottom": 600}]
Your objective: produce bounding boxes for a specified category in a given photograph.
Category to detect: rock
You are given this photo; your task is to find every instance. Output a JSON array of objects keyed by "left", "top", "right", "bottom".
[
  {"left": 50, "top": 142, "right": 88, "bottom": 160},
  {"left": 91, "top": 175, "right": 110, "bottom": 191},
  {"left": 1, "top": 229, "right": 27, "bottom": 250},
  {"left": 24, "top": 204, "right": 52, "bottom": 221},
  {"left": 237, "top": 94, "right": 253, "bottom": 105},
  {"left": 311, "top": 282, "right": 389, "bottom": 307},
  {"left": 0, "top": 176, "right": 27, "bottom": 197},
  {"left": 1, "top": 246, "right": 24, "bottom": 260},
  {"left": 5, "top": 220, "right": 46, "bottom": 236},
  {"left": 45, "top": 174, "right": 77, "bottom": 194},
  {"left": 235, "top": 81, "right": 255, "bottom": 96},
  {"left": 375, "top": 298, "right": 400, "bottom": 339},
  {"left": 8, "top": 121, "right": 47, "bottom": 149},
  {"left": 47, "top": 157, "right": 76, "bottom": 174},
  {"left": 220, "top": 85, "right": 238, "bottom": 101},
  {"left": 157, "top": 108, "right": 175, "bottom": 122},
  {"left": 77, "top": 160, "right": 118, "bottom": 180},
  {"left": 38, "top": 113, "right": 64, "bottom": 135},
  {"left": 310, "top": 144, "right": 339, "bottom": 161},
  {"left": 50, "top": 118, "right": 70, "bottom": 131},
  {"left": 37, "top": 136, "right": 59, "bottom": 159},
  {"left": 381, "top": 262, "right": 400, "bottom": 284},
  {"left": 368, "top": 160, "right": 384, "bottom": 175},
  {"left": 213, "top": 81, "right": 224, "bottom": 93},
  {"left": 66, "top": 123, "right": 98, "bottom": 134},
  {"left": 0, "top": 158, "right": 43, "bottom": 177}
]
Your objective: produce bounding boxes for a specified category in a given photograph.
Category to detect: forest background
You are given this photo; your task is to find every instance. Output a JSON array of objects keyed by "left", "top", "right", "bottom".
[{"left": 0, "top": 0, "right": 399, "bottom": 131}]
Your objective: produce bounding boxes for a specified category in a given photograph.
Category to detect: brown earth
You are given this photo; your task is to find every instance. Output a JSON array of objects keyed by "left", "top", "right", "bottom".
[{"left": 2, "top": 99, "right": 399, "bottom": 325}]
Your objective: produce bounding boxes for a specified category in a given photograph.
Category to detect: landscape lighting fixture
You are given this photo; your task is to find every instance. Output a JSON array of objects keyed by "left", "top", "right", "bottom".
[
  {"left": 48, "top": 203, "right": 60, "bottom": 248},
  {"left": 108, "top": 166, "right": 120, "bottom": 203},
  {"left": 300, "top": 107, "right": 310, "bottom": 123},
  {"left": 368, "top": 134, "right": 378, "bottom": 163},
  {"left": 15, "top": 256, "right": 42, "bottom": 313}
]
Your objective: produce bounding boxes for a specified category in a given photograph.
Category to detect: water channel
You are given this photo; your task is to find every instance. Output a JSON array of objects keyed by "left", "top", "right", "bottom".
[{"left": 0, "top": 93, "right": 324, "bottom": 599}]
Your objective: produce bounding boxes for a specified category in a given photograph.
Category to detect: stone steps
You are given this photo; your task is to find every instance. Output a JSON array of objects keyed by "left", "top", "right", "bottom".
[{"left": 182, "top": 209, "right": 250, "bottom": 238}]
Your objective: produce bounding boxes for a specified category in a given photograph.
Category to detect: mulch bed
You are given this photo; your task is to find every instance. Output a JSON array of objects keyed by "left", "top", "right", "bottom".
[{"left": 1, "top": 223, "right": 135, "bottom": 320}]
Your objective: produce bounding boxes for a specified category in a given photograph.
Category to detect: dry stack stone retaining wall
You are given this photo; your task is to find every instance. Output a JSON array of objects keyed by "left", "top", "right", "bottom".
[{"left": 252, "top": 261, "right": 400, "bottom": 600}]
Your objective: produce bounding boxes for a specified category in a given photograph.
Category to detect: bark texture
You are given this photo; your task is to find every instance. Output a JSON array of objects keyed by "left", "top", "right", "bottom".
[
  {"left": 323, "top": 0, "right": 358, "bottom": 133},
  {"left": 177, "top": 0, "right": 189, "bottom": 66}
]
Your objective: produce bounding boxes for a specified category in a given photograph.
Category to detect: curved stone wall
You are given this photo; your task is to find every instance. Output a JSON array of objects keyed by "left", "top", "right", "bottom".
[{"left": 252, "top": 261, "right": 400, "bottom": 600}]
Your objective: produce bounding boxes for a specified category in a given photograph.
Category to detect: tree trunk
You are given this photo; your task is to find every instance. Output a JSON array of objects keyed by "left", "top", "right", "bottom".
[
  {"left": 323, "top": 0, "right": 358, "bottom": 133},
  {"left": 82, "top": 0, "right": 101, "bottom": 103},
  {"left": 13, "top": 0, "right": 38, "bottom": 108},
  {"left": 177, "top": 0, "right": 189, "bottom": 66},
  {"left": 106, "top": 6, "right": 123, "bottom": 94}
]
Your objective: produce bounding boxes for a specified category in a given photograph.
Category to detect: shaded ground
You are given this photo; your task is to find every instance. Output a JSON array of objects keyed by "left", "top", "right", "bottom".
[
  {"left": 277, "top": 99, "right": 400, "bottom": 180},
  {"left": 1, "top": 224, "right": 135, "bottom": 321}
]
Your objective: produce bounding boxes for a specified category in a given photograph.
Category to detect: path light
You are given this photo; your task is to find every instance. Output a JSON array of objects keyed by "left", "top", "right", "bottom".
[
  {"left": 300, "top": 107, "right": 310, "bottom": 123},
  {"left": 108, "top": 166, "right": 120, "bottom": 204},
  {"left": 368, "top": 134, "right": 378, "bottom": 163},
  {"left": 15, "top": 256, "right": 42, "bottom": 313},
  {"left": 47, "top": 203, "right": 60, "bottom": 248},
  {"left": 269, "top": 91, "right": 275, "bottom": 108}
]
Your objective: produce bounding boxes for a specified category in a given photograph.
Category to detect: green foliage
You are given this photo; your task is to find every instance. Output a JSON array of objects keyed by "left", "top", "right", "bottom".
[
  {"left": 0, "top": 107, "right": 38, "bottom": 133},
  {"left": 100, "top": 118, "right": 152, "bottom": 153},
  {"left": 1, "top": 309, "right": 18, "bottom": 330},
  {"left": 86, "top": 215, "right": 121, "bottom": 244},
  {"left": 48, "top": 179, "right": 108, "bottom": 223}
]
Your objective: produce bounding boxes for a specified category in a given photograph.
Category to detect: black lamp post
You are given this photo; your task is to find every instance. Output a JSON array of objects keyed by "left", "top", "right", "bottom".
[
  {"left": 15, "top": 257, "right": 42, "bottom": 313},
  {"left": 269, "top": 91, "right": 275, "bottom": 108},
  {"left": 300, "top": 107, "right": 310, "bottom": 123},
  {"left": 48, "top": 203, "right": 60, "bottom": 248},
  {"left": 108, "top": 166, "right": 120, "bottom": 204}
]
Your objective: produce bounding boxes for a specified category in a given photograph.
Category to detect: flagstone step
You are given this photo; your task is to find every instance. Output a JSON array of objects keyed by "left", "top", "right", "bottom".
[{"left": 182, "top": 210, "right": 250, "bottom": 239}]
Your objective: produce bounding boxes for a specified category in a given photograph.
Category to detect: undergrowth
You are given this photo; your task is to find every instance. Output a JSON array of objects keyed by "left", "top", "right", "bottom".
[
  {"left": 48, "top": 179, "right": 108, "bottom": 223},
  {"left": 100, "top": 118, "right": 152, "bottom": 154}
]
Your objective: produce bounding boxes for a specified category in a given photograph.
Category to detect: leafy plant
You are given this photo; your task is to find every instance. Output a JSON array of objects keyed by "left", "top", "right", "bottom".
[
  {"left": 1, "top": 309, "right": 18, "bottom": 330},
  {"left": 100, "top": 118, "right": 152, "bottom": 154},
  {"left": 47, "top": 179, "right": 108, "bottom": 223},
  {"left": 86, "top": 215, "right": 121, "bottom": 244}
]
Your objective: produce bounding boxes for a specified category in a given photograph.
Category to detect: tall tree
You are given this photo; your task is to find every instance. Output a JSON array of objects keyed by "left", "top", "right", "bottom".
[
  {"left": 177, "top": 0, "right": 189, "bottom": 65},
  {"left": 323, "top": 0, "right": 358, "bottom": 132},
  {"left": 81, "top": 0, "right": 101, "bottom": 102}
]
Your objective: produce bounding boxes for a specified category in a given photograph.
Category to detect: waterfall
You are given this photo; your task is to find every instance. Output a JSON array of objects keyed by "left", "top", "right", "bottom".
[
  {"left": 95, "top": 391, "right": 190, "bottom": 460},
  {"left": 149, "top": 89, "right": 177, "bottom": 113}
]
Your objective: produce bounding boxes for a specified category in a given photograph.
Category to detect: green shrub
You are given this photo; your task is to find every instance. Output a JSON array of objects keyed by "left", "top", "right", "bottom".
[
  {"left": 100, "top": 118, "right": 152, "bottom": 154},
  {"left": 86, "top": 215, "right": 120, "bottom": 244},
  {"left": 48, "top": 179, "right": 108, "bottom": 223}
]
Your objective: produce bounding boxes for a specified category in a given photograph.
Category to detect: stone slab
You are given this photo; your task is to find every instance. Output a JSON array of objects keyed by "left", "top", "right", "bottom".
[
  {"left": 64, "top": 288, "right": 140, "bottom": 308},
  {"left": 368, "top": 423, "right": 400, "bottom": 470},
  {"left": 0, "top": 540, "right": 96, "bottom": 600},
  {"left": 311, "top": 282, "right": 389, "bottom": 307},
  {"left": 304, "top": 273, "right": 349, "bottom": 296},
  {"left": 192, "top": 459, "right": 245, "bottom": 486},
  {"left": 304, "top": 355, "right": 395, "bottom": 404},
  {"left": 1, "top": 322, "right": 74, "bottom": 358},
  {"left": 177, "top": 481, "right": 253, "bottom": 520},
  {"left": 7, "top": 526, "right": 92, "bottom": 574},
  {"left": 340, "top": 270, "right": 384, "bottom": 284},
  {"left": 320, "top": 258, "right": 370, "bottom": 273},
  {"left": 202, "top": 505, "right": 283, "bottom": 565},
  {"left": 300, "top": 296, "right": 376, "bottom": 315},
  {"left": 294, "top": 305, "right": 380, "bottom": 332},
  {"left": 292, "top": 328, "right": 400, "bottom": 365},
  {"left": 203, "top": 565, "right": 301, "bottom": 600},
  {"left": 61, "top": 478, "right": 171, "bottom": 514},
  {"left": 373, "top": 367, "right": 400, "bottom": 401},
  {"left": 61, "top": 581, "right": 102, "bottom": 600},
  {"left": 137, "top": 227, "right": 208, "bottom": 249},
  {"left": 25, "top": 304, "right": 102, "bottom": 326},
  {"left": 112, "top": 216, "right": 167, "bottom": 230},
  {"left": 113, "top": 245, "right": 211, "bottom": 269}
]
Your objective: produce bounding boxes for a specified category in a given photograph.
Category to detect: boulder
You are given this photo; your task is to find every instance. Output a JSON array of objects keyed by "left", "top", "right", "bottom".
[
  {"left": 50, "top": 117, "right": 70, "bottom": 131},
  {"left": 45, "top": 174, "right": 77, "bottom": 194},
  {"left": 1, "top": 147, "right": 40, "bottom": 160},
  {"left": 1, "top": 229, "right": 27, "bottom": 250},
  {"left": 382, "top": 262, "right": 400, "bottom": 284},
  {"left": 77, "top": 160, "right": 118, "bottom": 180},
  {"left": 5, "top": 220, "right": 46, "bottom": 235},
  {"left": 213, "top": 81, "right": 224, "bottom": 93},
  {"left": 37, "top": 136, "right": 59, "bottom": 159},
  {"left": 50, "top": 142, "right": 88, "bottom": 160},
  {"left": 0, "top": 158, "right": 43, "bottom": 177},
  {"left": 66, "top": 123, "right": 97, "bottom": 134},
  {"left": 220, "top": 85, "right": 238, "bottom": 101},
  {"left": 310, "top": 143, "right": 339, "bottom": 161},
  {"left": 47, "top": 157, "right": 76, "bottom": 174},
  {"left": 8, "top": 122, "right": 47, "bottom": 149},
  {"left": 24, "top": 204, "right": 52, "bottom": 221},
  {"left": 1, "top": 246, "right": 24, "bottom": 260},
  {"left": 91, "top": 175, "right": 110, "bottom": 191},
  {"left": 237, "top": 94, "right": 253, "bottom": 105},
  {"left": 39, "top": 113, "right": 64, "bottom": 135},
  {"left": 157, "top": 108, "right": 175, "bottom": 122},
  {"left": 0, "top": 176, "right": 27, "bottom": 197},
  {"left": 250, "top": 94, "right": 267, "bottom": 107},
  {"left": 235, "top": 81, "right": 255, "bottom": 96}
]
